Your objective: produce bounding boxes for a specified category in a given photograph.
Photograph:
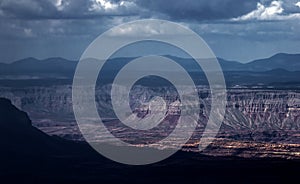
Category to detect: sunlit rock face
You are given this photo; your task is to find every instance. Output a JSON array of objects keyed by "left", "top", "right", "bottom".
[
  {"left": 0, "top": 85, "right": 300, "bottom": 159},
  {"left": 0, "top": 86, "right": 299, "bottom": 131},
  {"left": 224, "top": 90, "right": 300, "bottom": 131}
]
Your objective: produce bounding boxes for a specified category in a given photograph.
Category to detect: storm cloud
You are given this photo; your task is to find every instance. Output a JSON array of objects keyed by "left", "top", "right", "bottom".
[
  {"left": 0, "top": 0, "right": 299, "bottom": 63},
  {"left": 135, "top": 0, "right": 258, "bottom": 21},
  {"left": 0, "top": 0, "right": 141, "bottom": 19}
]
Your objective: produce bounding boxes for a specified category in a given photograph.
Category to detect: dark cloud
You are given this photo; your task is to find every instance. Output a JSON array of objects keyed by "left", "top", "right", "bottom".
[
  {"left": 0, "top": 0, "right": 58, "bottom": 19},
  {"left": 135, "top": 0, "right": 259, "bottom": 21},
  {"left": 0, "top": 0, "right": 140, "bottom": 19},
  {"left": 0, "top": 0, "right": 300, "bottom": 63},
  {"left": 0, "top": 0, "right": 262, "bottom": 21}
]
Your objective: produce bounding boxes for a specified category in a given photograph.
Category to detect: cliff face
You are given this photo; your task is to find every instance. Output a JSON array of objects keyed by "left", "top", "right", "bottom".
[
  {"left": 1, "top": 86, "right": 300, "bottom": 159},
  {"left": 0, "top": 86, "right": 73, "bottom": 115},
  {"left": 0, "top": 97, "right": 32, "bottom": 127},
  {"left": 0, "top": 97, "right": 97, "bottom": 158},
  {"left": 0, "top": 97, "right": 65, "bottom": 156},
  {"left": 224, "top": 90, "right": 300, "bottom": 131},
  {"left": 0, "top": 99, "right": 299, "bottom": 184},
  {"left": 1, "top": 86, "right": 299, "bottom": 132}
]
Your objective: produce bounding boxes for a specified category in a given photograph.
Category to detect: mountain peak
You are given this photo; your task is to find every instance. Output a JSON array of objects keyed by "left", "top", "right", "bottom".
[
  {"left": 0, "top": 97, "right": 32, "bottom": 127},
  {"left": 12, "top": 57, "right": 39, "bottom": 64},
  {"left": 271, "top": 53, "right": 300, "bottom": 59}
]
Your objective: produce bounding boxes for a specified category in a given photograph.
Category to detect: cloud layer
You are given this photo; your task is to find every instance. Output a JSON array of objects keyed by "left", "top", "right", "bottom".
[
  {"left": 0, "top": 0, "right": 142, "bottom": 19},
  {"left": 232, "top": 0, "right": 300, "bottom": 21},
  {"left": 0, "top": 0, "right": 299, "bottom": 63}
]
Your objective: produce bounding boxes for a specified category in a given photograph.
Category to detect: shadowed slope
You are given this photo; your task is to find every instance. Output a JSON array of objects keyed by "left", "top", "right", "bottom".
[{"left": 0, "top": 97, "right": 299, "bottom": 184}]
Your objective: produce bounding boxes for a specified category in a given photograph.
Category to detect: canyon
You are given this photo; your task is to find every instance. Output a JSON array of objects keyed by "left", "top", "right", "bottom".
[{"left": 1, "top": 84, "right": 299, "bottom": 159}]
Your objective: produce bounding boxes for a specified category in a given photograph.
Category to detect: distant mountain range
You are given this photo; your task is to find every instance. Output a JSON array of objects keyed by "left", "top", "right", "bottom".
[
  {"left": 183, "top": 53, "right": 300, "bottom": 72},
  {"left": 0, "top": 53, "right": 299, "bottom": 88},
  {"left": 0, "top": 53, "right": 300, "bottom": 75},
  {"left": 0, "top": 57, "right": 77, "bottom": 78}
]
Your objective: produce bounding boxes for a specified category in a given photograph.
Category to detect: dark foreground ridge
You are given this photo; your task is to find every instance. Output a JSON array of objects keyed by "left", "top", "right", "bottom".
[{"left": 0, "top": 97, "right": 299, "bottom": 184}]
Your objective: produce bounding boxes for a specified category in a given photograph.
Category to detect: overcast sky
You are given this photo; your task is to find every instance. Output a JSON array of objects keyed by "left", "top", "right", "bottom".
[{"left": 0, "top": 0, "right": 300, "bottom": 63}]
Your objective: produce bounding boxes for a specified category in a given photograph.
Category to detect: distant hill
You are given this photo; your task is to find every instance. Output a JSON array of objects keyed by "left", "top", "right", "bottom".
[
  {"left": 0, "top": 54, "right": 299, "bottom": 85},
  {"left": 174, "top": 53, "right": 300, "bottom": 72},
  {"left": 244, "top": 53, "right": 300, "bottom": 71},
  {"left": 0, "top": 57, "right": 77, "bottom": 78}
]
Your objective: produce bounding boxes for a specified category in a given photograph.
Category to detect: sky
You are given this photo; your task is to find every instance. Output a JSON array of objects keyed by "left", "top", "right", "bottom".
[{"left": 0, "top": 0, "right": 300, "bottom": 63}]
